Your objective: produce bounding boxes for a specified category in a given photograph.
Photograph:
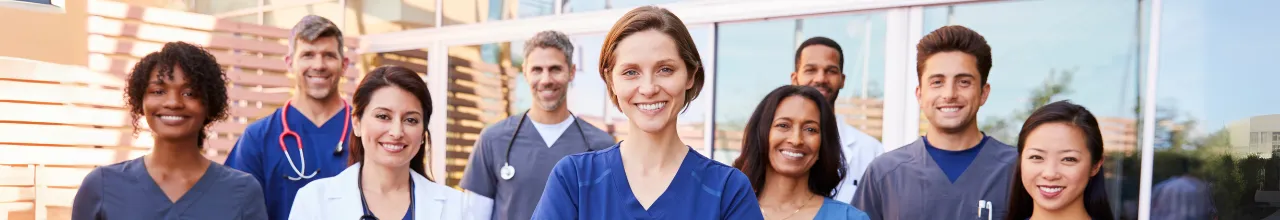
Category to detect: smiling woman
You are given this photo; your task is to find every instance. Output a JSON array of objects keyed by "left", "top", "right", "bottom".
[
  {"left": 1006, "top": 100, "right": 1113, "bottom": 220},
  {"left": 71, "top": 41, "right": 269, "bottom": 220}
]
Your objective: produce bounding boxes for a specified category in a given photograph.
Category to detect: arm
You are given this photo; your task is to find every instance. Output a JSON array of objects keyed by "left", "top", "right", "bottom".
[
  {"left": 463, "top": 191, "right": 495, "bottom": 220},
  {"left": 459, "top": 133, "right": 497, "bottom": 219},
  {"left": 225, "top": 126, "right": 266, "bottom": 186},
  {"left": 71, "top": 168, "right": 104, "bottom": 220},
  {"left": 852, "top": 167, "right": 882, "bottom": 220},
  {"left": 530, "top": 158, "right": 579, "bottom": 220},
  {"left": 721, "top": 170, "right": 765, "bottom": 220},
  {"left": 240, "top": 178, "right": 270, "bottom": 220}
]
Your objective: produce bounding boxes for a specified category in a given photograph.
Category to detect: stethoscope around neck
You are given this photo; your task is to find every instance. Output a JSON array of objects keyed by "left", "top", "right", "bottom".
[
  {"left": 499, "top": 111, "right": 593, "bottom": 180},
  {"left": 358, "top": 165, "right": 415, "bottom": 220},
  {"left": 280, "top": 100, "right": 351, "bottom": 181}
]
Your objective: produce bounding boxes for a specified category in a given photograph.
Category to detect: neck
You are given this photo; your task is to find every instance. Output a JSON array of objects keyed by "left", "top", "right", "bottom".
[
  {"left": 528, "top": 105, "right": 571, "bottom": 124},
  {"left": 147, "top": 137, "right": 208, "bottom": 170},
  {"left": 925, "top": 125, "right": 984, "bottom": 151},
  {"left": 619, "top": 121, "right": 686, "bottom": 172},
  {"left": 360, "top": 162, "right": 412, "bottom": 194},
  {"left": 1030, "top": 199, "right": 1090, "bottom": 220},
  {"left": 292, "top": 94, "right": 344, "bottom": 125},
  {"left": 757, "top": 170, "right": 815, "bottom": 206}
]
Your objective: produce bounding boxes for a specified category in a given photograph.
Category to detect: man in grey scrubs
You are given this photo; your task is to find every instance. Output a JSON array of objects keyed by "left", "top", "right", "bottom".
[
  {"left": 852, "top": 25, "right": 1018, "bottom": 220},
  {"left": 460, "top": 30, "right": 616, "bottom": 220}
]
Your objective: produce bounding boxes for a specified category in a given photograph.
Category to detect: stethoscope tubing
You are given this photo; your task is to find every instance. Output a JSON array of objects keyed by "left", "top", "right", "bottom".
[{"left": 279, "top": 100, "right": 352, "bottom": 181}]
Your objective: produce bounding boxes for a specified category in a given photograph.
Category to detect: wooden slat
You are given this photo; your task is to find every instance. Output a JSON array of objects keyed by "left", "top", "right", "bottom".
[
  {"left": 38, "top": 167, "right": 95, "bottom": 188},
  {"left": 0, "top": 187, "right": 35, "bottom": 203},
  {"left": 0, "top": 81, "right": 124, "bottom": 107},
  {"left": 227, "top": 70, "right": 292, "bottom": 88},
  {"left": 88, "top": 16, "right": 288, "bottom": 55},
  {"left": 228, "top": 87, "right": 291, "bottom": 105},
  {"left": 89, "top": 35, "right": 287, "bottom": 72},
  {"left": 843, "top": 118, "right": 882, "bottom": 129},
  {"left": 211, "top": 122, "right": 249, "bottom": 135},
  {"left": 87, "top": 0, "right": 290, "bottom": 39},
  {"left": 40, "top": 188, "right": 76, "bottom": 208},
  {"left": 387, "top": 50, "right": 429, "bottom": 60},
  {"left": 0, "top": 145, "right": 147, "bottom": 166},
  {"left": 0, "top": 102, "right": 129, "bottom": 128},
  {"left": 447, "top": 125, "right": 482, "bottom": 134},
  {"left": 377, "top": 57, "right": 428, "bottom": 74},
  {"left": 0, "top": 58, "right": 126, "bottom": 87},
  {"left": 836, "top": 107, "right": 884, "bottom": 118},
  {"left": 0, "top": 124, "right": 129, "bottom": 147},
  {"left": 229, "top": 105, "right": 277, "bottom": 119},
  {"left": 0, "top": 202, "right": 34, "bottom": 212},
  {"left": 0, "top": 166, "right": 34, "bottom": 186},
  {"left": 204, "top": 138, "right": 238, "bottom": 152}
]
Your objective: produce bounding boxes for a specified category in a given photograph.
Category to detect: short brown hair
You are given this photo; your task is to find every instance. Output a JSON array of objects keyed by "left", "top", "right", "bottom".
[
  {"left": 598, "top": 6, "right": 704, "bottom": 111},
  {"left": 916, "top": 25, "right": 992, "bottom": 85},
  {"left": 289, "top": 15, "right": 345, "bottom": 58}
]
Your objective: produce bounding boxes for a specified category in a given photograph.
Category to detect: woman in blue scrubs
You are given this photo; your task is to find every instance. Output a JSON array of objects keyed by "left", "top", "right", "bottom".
[
  {"left": 288, "top": 65, "right": 464, "bottom": 219},
  {"left": 733, "top": 86, "right": 869, "bottom": 220},
  {"left": 1005, "top": 101, "right": 1113, "bottom": 220},
  {"left": 71, "top": 41, "right": 268, "bottom": 219},
  {"left": 531, "top": 6, "right": 764, "bottom": 220}
]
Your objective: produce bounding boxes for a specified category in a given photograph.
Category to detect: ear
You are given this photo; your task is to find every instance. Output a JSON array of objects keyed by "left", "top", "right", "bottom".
[
  {"left": 979, "top": 83, "right": 991, "bottom": 107},
  {"left": 834, "top": 73, "right": 847, "bottom": 90},
  {"left": 915, "top": 85, "right": 922, "bottom": 103},
  {"left": 1091, "top": 158, "right": 1105, "bottom": 177},
  {"left": 341, "top": 57, "right": 351, "bottom": 74},
  {"left": 790, "top": 71, "right": 800, "bottom": 85},
  {"left": 285, "top": 55, "right": 294, "bottom": 70},
  {"left": 568, "top": 64, "right": 577, "bottom": 82},
  {"left": 351, "top": 116, "right": 362, "bottom": 137},
  {"left": 684, "top": 66, "right": 698, "bottom": 90}
]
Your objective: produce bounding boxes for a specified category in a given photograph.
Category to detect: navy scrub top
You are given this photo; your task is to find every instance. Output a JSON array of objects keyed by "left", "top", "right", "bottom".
[
  {"left": 225, "top": 105, "right": 351, "bottom": 220},
  {"left": 531, "top": 143, "right": 764, "bottom": 220},
  {"left": 71, "top": 157, "right": 268, "bottom": 220}
]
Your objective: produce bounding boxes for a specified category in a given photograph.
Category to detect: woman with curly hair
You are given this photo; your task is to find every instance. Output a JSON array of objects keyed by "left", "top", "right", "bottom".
[{"left": 71, "top": 41, "right": 268, "bottom": 220}]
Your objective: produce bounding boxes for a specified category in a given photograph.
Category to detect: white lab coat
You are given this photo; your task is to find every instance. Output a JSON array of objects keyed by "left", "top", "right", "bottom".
[
  {"left": 288, "top": 163, "right": 465, "bottom": 220},
  {"left": 832, "top": 115, "right": 885, "bottom": 203}
]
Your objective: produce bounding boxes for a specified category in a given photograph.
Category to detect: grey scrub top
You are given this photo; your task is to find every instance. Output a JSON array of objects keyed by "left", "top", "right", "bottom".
[
  {"left": 71, "top": 157, "right": 268, "bottom": 220},
  {"left": 852, "top": 137, "right": 1018, "bottom": 220},
  {"left": 460, "top": 114, "right": 617, "bottom": 220}
]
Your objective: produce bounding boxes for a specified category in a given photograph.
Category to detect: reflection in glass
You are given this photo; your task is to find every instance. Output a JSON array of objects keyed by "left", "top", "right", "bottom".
[
  {"left": 922, "top": 0, "right": 1141, "bottom": 219},
  {"left": 713, "top": 13, "right": 887, "bottom": 165},
  {"left": 564, "top": 0, "right": 682, "bottom": 14},
  {"left": 1153, "top": 0, "right": 1280, "bottom": 219},
  {"left": 444, "top": 0, "right": 556, "bottom": 26}
]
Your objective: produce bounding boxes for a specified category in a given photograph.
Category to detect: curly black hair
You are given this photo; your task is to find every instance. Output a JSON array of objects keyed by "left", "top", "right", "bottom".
[{"left": 123, "top": 41, "right": 229, "bottom": 148}]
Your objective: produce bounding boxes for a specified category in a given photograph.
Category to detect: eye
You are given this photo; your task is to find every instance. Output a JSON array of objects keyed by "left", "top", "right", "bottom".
[
  {"left": 182, "top": 91, "right": 196, "bottom": 97},
  {"left": 1028, "top": 155, "right": 1043, "bottom": 161},
  {"left": 148, "top": 89, "right": 164, "bottom": 95},
  {"left": 930, "top": 80, "right": 943, "bottom": 86},
  {"left": 375, "top": 113, "right": 391, "bottom": 120},
  {"left": 621, "top": 69, "right": 639, "bottom": 76},
  {"left": 773, "top": 122, "right": 790, "bottom": 130},
  {"left": 405, "top": 117, "right": 420, "bottom": 125},
  {"left": 1062, "top": 157, "right": 1079, "bottom": 163},
  {"left": 804, "top": 127, "right": 819, "bottom": 134},
  {"left": 959, "top": 79, "right": 972, "bottom": 87},
  {"left": 659, "top": 67, "right": 675, "bottom": 74}
]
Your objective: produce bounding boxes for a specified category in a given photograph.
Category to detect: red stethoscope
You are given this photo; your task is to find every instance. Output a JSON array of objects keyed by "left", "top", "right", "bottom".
[{"left": 279, "top": 100, "right": 351, "bottom": 181}]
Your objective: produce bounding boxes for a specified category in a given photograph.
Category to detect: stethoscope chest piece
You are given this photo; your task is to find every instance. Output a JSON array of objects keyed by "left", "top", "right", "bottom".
[{"left": 500, "top": 163, "right": 515, "bottom": 180}]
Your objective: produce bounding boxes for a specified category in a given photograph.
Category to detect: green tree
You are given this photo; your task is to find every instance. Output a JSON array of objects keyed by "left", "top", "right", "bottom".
[{"left": 980, "top": 68, "right": 1075, "bottom": 144}]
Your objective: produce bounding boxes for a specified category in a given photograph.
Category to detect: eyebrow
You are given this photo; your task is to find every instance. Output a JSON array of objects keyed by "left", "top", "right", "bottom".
[
  {"left": 374, "top": 107, "right": 422, "bottom": 116},
  {"left": 1026, "top": 148, "right": 1081, "bottom": 154}
]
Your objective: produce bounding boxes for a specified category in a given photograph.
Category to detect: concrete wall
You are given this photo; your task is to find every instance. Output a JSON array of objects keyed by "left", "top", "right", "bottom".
[{"left": 0, "top": 0, "right": 174, "bottom": 66}]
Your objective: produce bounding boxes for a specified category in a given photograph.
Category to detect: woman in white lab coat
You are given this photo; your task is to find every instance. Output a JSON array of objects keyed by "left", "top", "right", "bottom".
[{"left": 289, "top": 65, "right": 463, "bottom": 220}]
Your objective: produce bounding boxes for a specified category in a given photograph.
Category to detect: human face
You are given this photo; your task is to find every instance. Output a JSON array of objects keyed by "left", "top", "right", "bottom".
[
  {"left": 791, "top": 45, "right": 845, "bottom": 103},
  {"left": 353, "top": 86, "right": 425, "bottom": 169},
  {"left": 524, "top": 47, "right": 575, "bottom": 111},
  {"left": 766, "top": 96, "right": 823, "bottom": 178},
  {"left": 287, "top": 36, "right": 348, "bottom": 100},
  {"left": 1020, "top": 122, "right": 1101, "bottom": 212},
  {"left": 143, "top": 65, "right": 208, "bottom": 142},
  {"left": 916, "top": 51, "right": 989, "bottom": 134},
  {"left": 608, "top": 30, "right": 694, "bottom": 133}
]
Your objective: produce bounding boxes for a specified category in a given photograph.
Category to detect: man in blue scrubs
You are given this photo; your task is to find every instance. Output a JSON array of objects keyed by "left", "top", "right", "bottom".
[
  {"left": 460, "top": 30, "right": 617, "bottom": 220},
  {"left": 790, "top": 36, "right": 884, "bottom": 203},
  {"left": 225, "top": 15, "right": 353, "bottom": 220},
  {"left": 852, "top": 25, "right": 1018, "bottom": 220}
]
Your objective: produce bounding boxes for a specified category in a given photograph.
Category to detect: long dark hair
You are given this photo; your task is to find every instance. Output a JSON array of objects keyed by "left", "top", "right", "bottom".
[
  {"left": 732, "top": 85, "right": 845, "bottom": 197},
  {"left": 347, "top": 65, "right": 433, "bottom": 181},
  {"left": 1006, "top": 100, "right": 1113, "bottom": 220}
]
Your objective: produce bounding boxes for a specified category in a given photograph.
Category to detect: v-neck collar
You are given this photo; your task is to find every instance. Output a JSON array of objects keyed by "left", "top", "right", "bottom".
[
  {"left": 916, "top": 136, "right": 992, "bottom": 186},
  {"left": 609, "top": 143, "right": 694, "bottom": 219},
  {"left": 133, "top": 157, "right": 219, "bottom": 215},
  {"left": 285, "top": 103, "right": 347, "bottom": 130}
]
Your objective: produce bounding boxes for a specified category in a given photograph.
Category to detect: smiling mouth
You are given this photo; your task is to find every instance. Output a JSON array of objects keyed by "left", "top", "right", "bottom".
[
  {"left": 938, "top": 106, "right": 961, "bottom": 113},
  {"left": 637, "top": 102, "right": 667, "bottom": 112},
  {"left": 1038, "top": 185, "right": 1064, "bottom": 198},
  {"left": 380, "top": 143, "right": 407, "bottom": 153},
  {"left": 779, "top": 149, "right": 807, "bottom": 159}
]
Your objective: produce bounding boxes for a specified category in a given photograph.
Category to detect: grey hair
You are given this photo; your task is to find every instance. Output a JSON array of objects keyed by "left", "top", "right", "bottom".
[
  {"left": 523, "top": 30, "right": 574, "bottom": 65},
  {"left": 289, "top": 15, "right": 345, "bottom": 58}
]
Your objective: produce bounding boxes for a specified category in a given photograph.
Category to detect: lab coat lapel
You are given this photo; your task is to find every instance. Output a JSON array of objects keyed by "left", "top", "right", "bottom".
[
  {"left": 322, "top": 164, "right": 365, "bottom": 218},
  {"left": 412, "top": 172, "right": 446, "bottom": 219}
]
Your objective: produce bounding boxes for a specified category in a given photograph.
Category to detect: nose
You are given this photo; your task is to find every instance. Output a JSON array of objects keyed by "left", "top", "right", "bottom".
[
  {"left": 940, "top": 82, "right": 959, "bottom": 101},
  {"left": 162, "top": 91, "right": 184, "bottom": 110},
  {"left": 785, "top": 128, "right": 804, "bottom": 147},
  {"left": 388, "top": 120, "right": 404, "bottom": 140},
  {"left": 637, "top": 74, "right": 658, "bottom": 97},
  {"left": 1040, "top": 163, "right": 1063, "bottom": 181},
  {"left": 810, "top": 75, "right": 828, "bottom": 85}
]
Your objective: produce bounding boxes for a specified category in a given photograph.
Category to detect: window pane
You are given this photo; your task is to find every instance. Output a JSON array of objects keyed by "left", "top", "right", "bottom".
[
  {"left": 444, "top": 0, "right": 556, "bottom": 26},
  {"left": 564, "top": 0, "right": 682, "bottom": 14},
  {"left": 923, "top": 0, "right": 1142, "bottom": 219},
  {"left": 713, "top": 12, "right": 887, "bottom": 165},
  {"left": 1153, "top": 0, "right": 1280, "bottom": 219}
]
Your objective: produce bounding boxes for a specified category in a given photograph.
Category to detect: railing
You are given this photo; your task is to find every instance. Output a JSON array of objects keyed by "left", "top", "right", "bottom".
[{"left": 1, "top": 0, "right": 360, "bottom": 218}]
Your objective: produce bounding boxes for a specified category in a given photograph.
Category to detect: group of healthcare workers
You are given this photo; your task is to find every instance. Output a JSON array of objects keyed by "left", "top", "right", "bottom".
[{"left": 67, "top": 5, "right": 1122, "bottom": 220}]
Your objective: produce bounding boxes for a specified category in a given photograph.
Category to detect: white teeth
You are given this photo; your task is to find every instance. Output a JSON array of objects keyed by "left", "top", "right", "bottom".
[
  {"left": 940, "top": 107, "right": 960, "bottom": 113},
  {"left": 638, "top": 102, "right": 666, "bottom": 111},
  {"left": 381, "top": 144, "right": 406, "bottom": 151},
  {"left": 780, "top": 150, "right": 805, "bottom": 158},
  {"left": 158, "top": 115, "right": 185, "bottom": 121},
  {"left": 1039, "top": 186, "right": 1064, "bottom": 193}
]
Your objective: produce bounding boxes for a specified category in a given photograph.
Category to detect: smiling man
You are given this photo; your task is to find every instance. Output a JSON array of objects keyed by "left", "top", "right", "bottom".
[
  {"left": 790, "top": 36, "right": 885, "bottom": 203},
  {"left": 851, "top": 25, "right": 1018, "bottom": 220},
  {"left": 460, "top": 30, "right": 616, "bottom": 220},
  {"left": 224, "top": 15, "right": 354, "bottom": 220}
]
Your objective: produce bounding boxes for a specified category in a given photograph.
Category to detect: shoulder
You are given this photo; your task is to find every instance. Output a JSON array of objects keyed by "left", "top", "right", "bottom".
[
  {"left": 82, "top": 159, "right": 132, "bottom": 186},
  {"left": 820, "top": 198, "right": 870, "bottom": 219},
  {"left": 479, "top": 115, "right": 524, "bottom": 138},
  {"left": 574, "top": 118, "right": 617, "bottom": 148},
  {"left": 551, "top": 144, "right": 620, "bottom": 176},
  {"left": 213, "top": 164, "right": 265, "bottom": 193},
  {"left": 984, "top": 138, "right": 1019, "bottom": 164},
  {"left": 864, "top": 139, "right": 922, "bottom": 179},
  {"left": 241, "top": 109, "right": 282, "bottom": 138},
  {"left": 684, "top": 150, "right": 751, "bottom": 188}
]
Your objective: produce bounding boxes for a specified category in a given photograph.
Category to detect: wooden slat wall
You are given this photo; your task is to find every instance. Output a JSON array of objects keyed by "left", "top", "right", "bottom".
[
  {"left": 2, "top": 0, "right": 361, "bottom": 219},
  {"left": 442, "top": 44, "right": 515, "bottom": 188}
]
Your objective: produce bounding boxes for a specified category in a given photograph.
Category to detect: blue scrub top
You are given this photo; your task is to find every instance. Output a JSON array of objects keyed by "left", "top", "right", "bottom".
[
  {"left": 815, "top": 197, "right": 870, "bottom": 220},
  {"left": 71, "top": 157, "right": 268, "bottom": 219},
  {"left": 225, "top": 105, "right": 351, "bottom": 220},
  {"left": 531, "top": 143, "right": 764, "bottom": 220}
]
